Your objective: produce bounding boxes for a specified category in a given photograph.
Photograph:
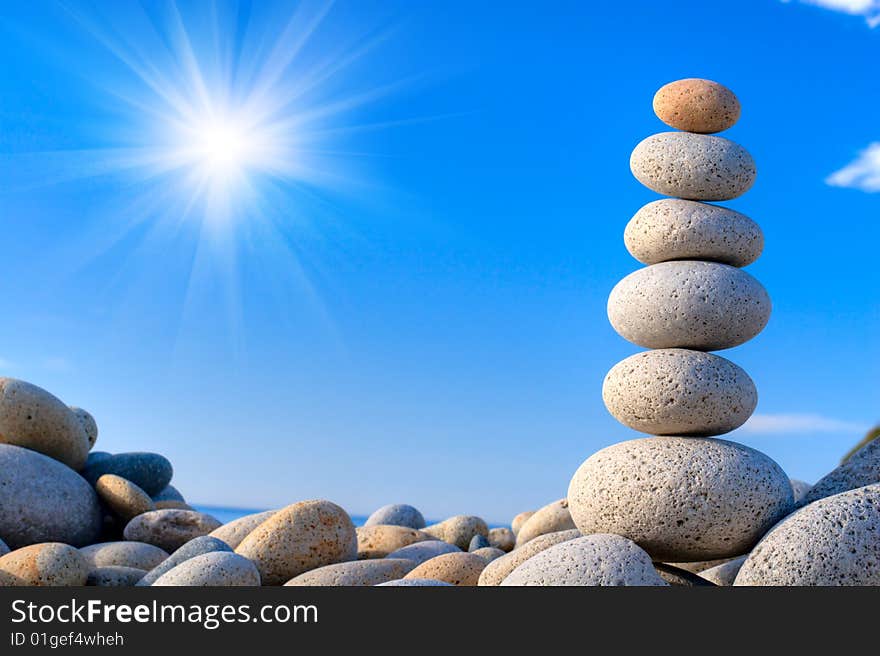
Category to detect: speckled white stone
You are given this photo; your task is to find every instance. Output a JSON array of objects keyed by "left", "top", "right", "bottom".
[
  {"left": 608, "top": 261, "right": 771, "bottom": 351},
  {"left": 624, "top": 200, "right": 763, "bottom": 267},
  {"left": 478, "top": 529, "right": 581, "bottom": 586},
  {"left": 515, "top": 499, "right": 576, "bottom": 547},
  {"left": 800, "top": 438, "right": 880, "bottom": 506},
  {"left": 501, "top": 534, "right": 668, "bottom": 586},
  {"left": 602, "top": 349, "right": 757, "bottom": 436},
  {"left": 151, "top": 552, "right": 260, "bottom": 586},
  {"left": 567, "top": 437, "right": 794, "bottom": 561},
  {"left": 284, "top": 558, "right": 416, "bottom": 586},
  {"left": 735, "top": 484, "right": 880, "bottom": 586},
  {"left": 630, "top": 132, "right": 756, "bottom": 200}
]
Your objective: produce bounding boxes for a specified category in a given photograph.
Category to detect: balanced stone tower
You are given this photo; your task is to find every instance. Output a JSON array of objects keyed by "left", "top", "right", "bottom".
[{"left": 567, "top": 79, "right": 794, "bottom": 563}]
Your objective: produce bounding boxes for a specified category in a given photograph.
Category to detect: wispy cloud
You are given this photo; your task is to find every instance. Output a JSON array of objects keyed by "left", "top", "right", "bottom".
[
  {"left": 741, "top": 413, "right": 872, "bottom": 435},
  {"left": 784, "top": 0, "right": 880, "bottom": 27},
  {"left": 826, "top": 142, "right": 880, "bottom": 192}
]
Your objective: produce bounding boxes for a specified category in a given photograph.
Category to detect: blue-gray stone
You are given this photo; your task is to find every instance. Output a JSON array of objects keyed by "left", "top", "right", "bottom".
[
  {"left": 152, "top": 484, "right": 185, "bottom": 503},
  {"left": 386, "top": 540, "right": 460, "bottom": 565},
  {"left": 469, "top": 534, "right": 491, "bottom": 551},
  {"left": 363, "top": 504, "right": 426, "bottom": 529},
  {"left": 82, "top": 452, "right": 173, "bottom": 496},
  {"left": 137, "top": 535, "right": 232, "bottom": 586},
  {"left": 86, "top": 451, "right": 112, "bottom": 467}
]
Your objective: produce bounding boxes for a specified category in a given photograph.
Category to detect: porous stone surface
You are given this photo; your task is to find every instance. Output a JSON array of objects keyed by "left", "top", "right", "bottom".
[
  {"left": 699, "top": 555, "right": 747, "bottom": 586},
  {"left": 790, "top": 479, "right": 813, "bottom": 505},
  {"left": 0, "top": 444, "right": 103, "bottom": 549},
  {"left": 630, "top": 132, "right": 756, "bottom": 201},
  {"left": 69, "top": 406, "right": 99, "bottom": 450},
  {"left": 488, "top": 527, "right": 515, "bottom": 552},
  {"left": 511, "top": 511, "right": 535, "bottom": 536},
  {"left": 515, "top": 499, "right": 576, "bottom": 547},
  {"left": 80, "top": 541, "right": 169, "bottom": 571},
  {"left": 624, "top": 199, "right": 763, "bottom": 267},
  {"left": 653, "top": 78, "right": 741, "bottom": 133},
  {"left": 734, "top": 484, "right": 880, "bottom": 586},
  {"left": 137, "top": 535, "right": 232, "bottom": 586},
  {"left": 654, "top": 562, "right": 715, "bottom": 586},
  {"left": 501, "top": 534, "right": 668, "bottom": 586},
  {"left": 151, "top": 551, "right": 261, "bottom": 586},
  {"left": 0, "top": 543, "right": 90, "bottom": 586},
  {"left": 800, "top": 438, "right": 880, "bottom": 506},
  {"left": 123, "top": 509, "right": 222, "bottom": 552},
  {"left": 478, "top": 529, "right": 581, "bottom": 586},
  {"left": 377, "top": 578, "right": 453, "bottom": 586},
  {"left": 95, "top": 474, "right": 155, "bottom": 521},
  {"left": 82, "top": 452, "right": 173, "bottom": 496},
  {"left": 666, "top": 556, "right": 740, "bottom": 573},
  {"left": 423, "top": 515, "right": 489, "bottom": 550},
  {"left": 235, "top": 500, "right": 357, "bottom": 586},
  {"left": 403, "top": 552, "right": 487, "bottom": 586},
  {"left": 0, "top": 378, "right": 90, "bottom": 470},
  {"left": 284, "top": 559, "right": 416, "bottom": 586},
  {"left": 363, "top": 504, "right": 426, "bottom": 529},
  {"left": 607, "top": 261, "right": 771, "bottom": 351},
  {"left": 208, "top": 510, "right": 277, "bottom": 549},
  {"left": 602, "top": 349, "right": 757, "bottom": 437},
  {"left": 356, "top": 525, "right": 435, "bottom": 559},
  {"left": 468, "top": 534, "right": 491, "bottom": 551},
  {"left": 386, "top": 540, "right": 461, "bottom": 565},
  {"left": 567, "top": 437, "right": 794, "bottom": 561},
  {"left": 87, "top": 566, "right": 146, "bottom": 587},
  {"left": 472, "top": 547, "right": 506, "bottom": 562}
]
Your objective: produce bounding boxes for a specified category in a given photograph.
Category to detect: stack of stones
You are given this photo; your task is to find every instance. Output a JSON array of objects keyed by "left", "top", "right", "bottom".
[{"left": 567, "top": 79, "right": 795, "bottom": 569}]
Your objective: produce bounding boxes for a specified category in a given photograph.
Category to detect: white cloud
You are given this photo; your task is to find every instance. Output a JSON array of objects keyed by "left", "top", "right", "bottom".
[
  {"left": 785, "top": 0, "right": 880, "bottom": 26},
  {"left": 826, "top": 143, "right": 880, "bottom": 192},
  {"left": 741, "top": 413, "right": 871, "bottom": 435}
]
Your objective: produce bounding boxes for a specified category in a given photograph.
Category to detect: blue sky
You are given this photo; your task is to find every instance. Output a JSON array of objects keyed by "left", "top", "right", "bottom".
[{"left": 0, "top": 0, "right": 877, "bottom": 523}]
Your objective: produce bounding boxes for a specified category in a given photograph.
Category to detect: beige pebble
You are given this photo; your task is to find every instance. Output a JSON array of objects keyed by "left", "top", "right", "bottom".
[
  {"left": 69, "top": 406, "right": 99, "bottom": 450},
  {"left": 423, "top": 515, "right": 488, "bottom": 550},
  {"left": 479, "top": 529, "right": 581, "bottom": 586},
  {"left": 96, "top": 474, "right": 155, "bottom": 521},
  {"left": 471, "top": 547, "right": 506, "bottom": 563},
  {"left": 0, "top": 543, "right": 89, "bottom": 586},
  {"left": 154, "top": 500, "right": 194, "bottom": 511},
  {"left": 123, "top": 509, "right": 222, "bottom": 552},
  {"left": 403, "top": 552, "right": 487, "bottom": 586},
  {"left": 285, "top": 559, "right": 416, "bottom": 586},
  {"left": 87, "top": 566, "right": 146, "bottom": 587},
  {"left": 699, "top": 555, "right": 748, "bottom": 586},
  {"left": 488, "top": 527, "right": 515, "bottom": 552},
  {"left": 235, "top": 500, "right": 357, "bottom": 586},
  {"left": 653, "top": 78, "right": 741, "bottom": 134},
  {"left": 511, "top": 511, "right": 535, "bottom": 536},
  {"left": 80, "top": 541, "right": 169, "bottom": 571},
  {"left": 515, "top": 499, "right": 576, "bottom": 547},
  {"left": 356, "top": 525, "right": 435, "bottom": 559},
  {"left": 209, "top": 510, "right": 277, "bottom": 549}
]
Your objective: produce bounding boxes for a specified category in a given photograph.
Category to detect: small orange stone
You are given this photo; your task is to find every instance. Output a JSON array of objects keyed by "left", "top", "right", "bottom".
[{"left": 653, "top": 78, "right": 741, "bottom": 134}]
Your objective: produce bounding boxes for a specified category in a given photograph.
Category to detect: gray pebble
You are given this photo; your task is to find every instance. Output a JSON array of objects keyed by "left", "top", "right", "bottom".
[
  {"left": 363, "top": 504, "right": 426, "bottom": 529},
  {"left": 800, "top": 437, "right": 880, "bottom": 506},
  {"left": 151, "top": 551, "right": 261, "bottom": 586},
  {"left": 87, "top": 566, "right": 146, "bottom": 587},
  {"left": 82, "top": 452, "right": 173, "bottom": 496},
  {"left": 387, "top": 540, "right": 460, "bottom": 565},
  {"left": 137, "top": 535, "right": 232, "bottom": 586}
]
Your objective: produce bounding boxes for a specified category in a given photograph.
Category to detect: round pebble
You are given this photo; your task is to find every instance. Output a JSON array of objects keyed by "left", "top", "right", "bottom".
[
  {"left": 152, "top": 551, "right": 260, "bottom": 586},
  {"left": 479, "top": 529, "right": 581, "bottom": 586},
  {"left": 630, "top": 132, "right": 756, "bottom": 200},
  {"left": 363, "top": 504, "right": 426, "bottom": 529},
  {"left": 735, "top": 484, "right": 880, "bottom": 586},
  {"left": 285, "top": 559, "right": 416, "bottom": 586},
  {"left": 69, "top": 406, "right": 98, "bottom": 450},
  {"left": 123, "top": 509, "right": 222, "bottom": 552},
  {"left": 423, "top": 515, "right": 488, "bottom": 550},
  {"left": 0, "top": 378, "right": 90, "bottom": 470},
  {"left": 624, "top": 199, "right": 763, "bottom": 267},
  {"left": 235, "top": 500, "right": 357, "bottom": 586},
  {"left": 568, "top": 437, "right": 794, "bottom": 561},
  {"left": 488, "top": 527, "right": 515, "bottom": 552},
  {"left": 468, "top": 534, "right": 491, "bottom": 551},
  {"left": 152, "top": 484, "right": 185, "bottom": 503},
  {"left": 82, "top": 452, "right": 173, "bottom": 496},
  {"left": 472, "top": 547, "right": 506, "bottom": 563},
  {"left": 602, "top": 349, "right": 757, "bottom": 436},
  {"left": 653, "top": 78, "right": 741, "bottom": 133},
  {"left": 699, "top": 555, "right": 748, "bottom": 586},
  {"left": 0, "top": 444, "right": 102, "bottom": 549},
  {"left": 790, "top": 479, "right": 813, "bottom": 505},
  {"left": 209, "top": 510, "right": 277, "bottom": 550},
  {"left": 95, "top": 474, "right": 155, "bottom": 521},
  {"left": 403, "top": 552, "right": 487, "bottom": 586},
  {"left": 80, "top": 541, "right": 169, "bottom": 571},
  {"left": 0, "top": 543, "right": 89, "bottom": 586},
  {"left": 800, "top": 438, "right": 880, "bottom": 506},
  {"left": 155, "top": 500, "right": 193, "bottom": 510},
  {"left": 386, "top": 540, "right": 461, "bottom": 565},
  {"left": 608, "top": 261, "right": 771, "bottom": 351},
  {"left": 356, "top": 525, "right": 435, "bottom": 559},
  {"left": 511, "top": 511, "right": 535, "bottom": 536},
  {"left": 515, "top": 499, "right": 576, "bottom": 547},
  {"left": 501, "top": 535, "right": 668, "bottom": 586},
  {"left": 378, "top": 578, "right": 453, "bottom": 587},
  {"left": 137, "top": 535, "right": 232, "bottom": 586},
  {"left": 87, "top": 566, "right": 146, "bottom": 587}
]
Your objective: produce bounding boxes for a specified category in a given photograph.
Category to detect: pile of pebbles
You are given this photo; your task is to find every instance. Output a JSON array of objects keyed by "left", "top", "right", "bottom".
[{"left": 1, "top": 80, "right": 879, "bottom": 587}]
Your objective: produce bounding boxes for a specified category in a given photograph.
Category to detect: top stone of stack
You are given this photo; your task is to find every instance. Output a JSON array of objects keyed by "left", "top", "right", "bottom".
[{"left": 652, "top": 78, "right": 741, "bottom": 134}]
